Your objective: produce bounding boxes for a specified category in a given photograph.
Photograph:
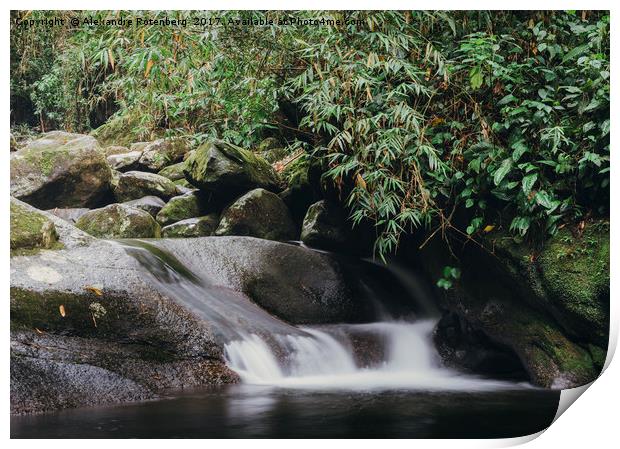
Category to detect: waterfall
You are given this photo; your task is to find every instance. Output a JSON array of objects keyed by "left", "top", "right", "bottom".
[
  {"left": 121, "top": 239, "right": 526, "bottom": 392},
  {"left": 224, "top": 320, "right": 525, "bottom": 391}
]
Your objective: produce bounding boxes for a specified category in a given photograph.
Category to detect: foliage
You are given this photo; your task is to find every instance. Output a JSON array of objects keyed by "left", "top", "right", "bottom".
[
  {"left": 282, "top": 11, "right": 610, "bottom": 257},
  {"left": 11, "top": 10, "right": 610, "bottom": 259}
]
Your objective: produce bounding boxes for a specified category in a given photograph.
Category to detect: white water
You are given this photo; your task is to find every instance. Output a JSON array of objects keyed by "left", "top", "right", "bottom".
[{"left": 225, "top": 320, "right": 528, "bottom": 391}]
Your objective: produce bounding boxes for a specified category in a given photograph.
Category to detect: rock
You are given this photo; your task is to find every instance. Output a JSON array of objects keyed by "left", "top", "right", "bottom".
[
  {"left": 10, "top": 132, "right": 112, "bottom": 209},
  {"left": 162, "top": 215, "right": 219, "bottom": 238},
  {"left": 106, "top": 151, "right": 142, "bottom": 171},
  {"left": 46, "top": 207, "right": 90, "bottom": 224},
  {"left": 113, "top": 171, "right": 179, "bottom": 202},
  {"left": 156, "top": 191, "right": 212, "bottom": 227},
  {"left": 257, "top": 137, "right": 288, "bottom": 163},
  {"left": 280, "top": 156, "right": 323, "bottom": 225},
  {"left": 537, "top": 223, "right": 609, "bottom": 346},
  {"left": 433, "top": 312, "right": 529, "bottom": 380},
  {"left": 10, "top": 133, "right": 18, "bottom": 151},
  {"left": 184, "top": 139, "right": 280, "bottom": 202},
  {"left": 414, "top": 226, "right": 604, "bottom": 389},
  {"left": 136, "top": 139, "right": 190, "bottom": 172},
  {"left": 158, "top": 162, "right": 185, "bottom": 181},
  {"left": 301, "top": 200, "right": 350, "bottom": 251},
  {"left": 215, "top": 188, "right": 296, "bottom": 241},
  {"left": 10, "top": 234, "right": 370, "bottom": 412},
  {"left": 10, "top": 236, "right": 240, "bottom": 413},
  {"left": 110, "top": 169, "right": 121, "bottom": 190},
  {"left": 130, "top": 142, "right": 150, "bottom": 152},
  {"left": 11, "top": 199, "right": 60, "bottom": 255},
  {"left": 122, "top": 196, "right": 166, "bottom": 218},
  {"left": 75, "top": 204, "right": 161, "bottom": 238},
  {"left": 103, "top": 145, "right": 130, "bottom": 156}
]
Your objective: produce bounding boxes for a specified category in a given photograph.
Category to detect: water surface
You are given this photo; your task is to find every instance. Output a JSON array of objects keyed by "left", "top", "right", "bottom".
[{"left": 11, "top": 385, "right": 559, "bottom": 438}]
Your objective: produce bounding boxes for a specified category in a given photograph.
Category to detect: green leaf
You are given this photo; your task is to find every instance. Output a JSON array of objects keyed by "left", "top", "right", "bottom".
[
  {"left": 511, "top": 141, "right": 529, "bottom": 162},
  {"left": 469, "top": 66, "right": 483, "bottom": 90},
  {"left": 562, "top": 44, "right": 589, "bottom": 63},
  {"left": 493, "top": 158, "right": 513, "bottom": 186},
  {"left": 522, "top": 173, "right": 538, "bottom": 195}
]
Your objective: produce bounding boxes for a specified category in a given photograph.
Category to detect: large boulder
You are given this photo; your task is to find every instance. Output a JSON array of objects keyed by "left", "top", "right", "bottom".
[
  {"left": 122, "top": 196, "right": 166, "bottom": 218},
  {"left": 162, "top": 215, "right": 219, "bottom": 238},
  {"left": 113, "top": 171, "right": 179, "bottom": 202},
  {"left": 413, "top": 221, "right": 609, "bottom": 389},
  {"left": 156, "top": 191, "right": 212, "bottom": 227},
  {"left": 301, "top": 200, "right": 351, "bottom": 251},
  {"left": 136, "top": 139, "right": 190, "bottom": 172},
  {"left": 10, "top": 132, "right": 112, "bottom": 209},
  {"left": 10, "top": 221, "right": 372, "bottom": 413},
  {"left": 11, "top": 199, "right": 60, "bottom": 255},
  {"left": 184, "top": 140, "right": 280, "bottom": 202},
  {"left": 106, "top": 151, "right": 142, "bottom": 171},
  {"left": 215, "top": 188, "right": 296, "bottom": 241},
  {"left": 75, "top": 204, "right": 161, "bottom": 238},
  {"left": 10, "top": 236, "right": 239, "bottom": 413}
]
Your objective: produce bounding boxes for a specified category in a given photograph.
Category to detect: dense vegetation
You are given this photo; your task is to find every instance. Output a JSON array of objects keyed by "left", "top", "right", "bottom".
[{"left": 11, "top": 10, "right": 610, "bottom": 259}]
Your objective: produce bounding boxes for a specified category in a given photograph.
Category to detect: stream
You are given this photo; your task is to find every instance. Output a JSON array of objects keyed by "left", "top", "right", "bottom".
[{"left": 11, "top": 240, "right": 561, "bottom": 438}]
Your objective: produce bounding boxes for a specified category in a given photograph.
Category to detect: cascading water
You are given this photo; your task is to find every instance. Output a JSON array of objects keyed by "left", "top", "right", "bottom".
[
  {"left": 224, "top": 321, "right": 525, "bottom": 390},
  {"left": 121, "top": 239, "right": 527, "bottom": 392}
]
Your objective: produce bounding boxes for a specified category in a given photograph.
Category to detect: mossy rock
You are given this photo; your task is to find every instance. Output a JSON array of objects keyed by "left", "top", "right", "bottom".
[
  {"left": 162, "top": 215, "right": 219, "bottom": 238},
  {"left": 113, "top": 171, "right": 179, "bottom": 202},
  {"left": 280, "top": 155, "right": 323, "bottom": 224},
  {"left": 76, "top": 204, "right": 161, "bottom": 238},
  {"left": 103, "top": 145, "right": 130, "bottom": 157},
  {"left": 137, "top": 139, "right": 190, "bottom": 172},
  {"left": 156, "top": 191, "right": 212, "bottom": 226},
  {"left": 10, "top": 201, "right": 60, "bottom": 255},
  {"left": 301, "top": 200, "right": 350, "bottom": 251},
  {"left": 91, "top": 111, "right": 147, "bottom": 147},
  {"left": 184, "top": 139, "right": 280, "bottom": 203},
  {"left": 538, "top": 222, "right": 610, "bottom": 346},
  {"left": 158, "top": 162, "right": 186, "bottom": 181},
  {"left": 10, "top": 132, "right": 112, "bottom": 209},
  {"left": 215, "top": 188, "right": 296, "bottom": 241}
]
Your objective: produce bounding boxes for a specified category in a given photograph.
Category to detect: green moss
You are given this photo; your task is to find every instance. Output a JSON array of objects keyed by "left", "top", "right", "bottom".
[
  {"left": 91, "top": 111, "right": 156, "bottom": 147},
  {"left": 76, "top": 204, "right": 161, "bottom": 238},
  {"left": 156, "top": 193, "right": 202, "bottom": 226},
  {"left": 538, "top": 221, "right": 609, "bottom": 343},
  {"left": 184, "top": 140, "right": 280, "bottom": 192},
  {"left": 10, "top": 202, "right": 60, "bottom": 255}
]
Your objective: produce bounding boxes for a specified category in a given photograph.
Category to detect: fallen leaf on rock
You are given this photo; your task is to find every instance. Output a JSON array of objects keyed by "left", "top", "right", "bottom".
[
  {"left": 59, "top": 304, "right": 66, "bottom": 317},
  {"left": 85, "top": 285, "right": 103, "bottom": 296}
]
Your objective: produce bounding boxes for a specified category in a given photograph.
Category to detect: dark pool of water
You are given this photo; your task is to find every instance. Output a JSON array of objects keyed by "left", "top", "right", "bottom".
[{"left": 11, "top": 385, "right": 559, "bottom": 438}]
